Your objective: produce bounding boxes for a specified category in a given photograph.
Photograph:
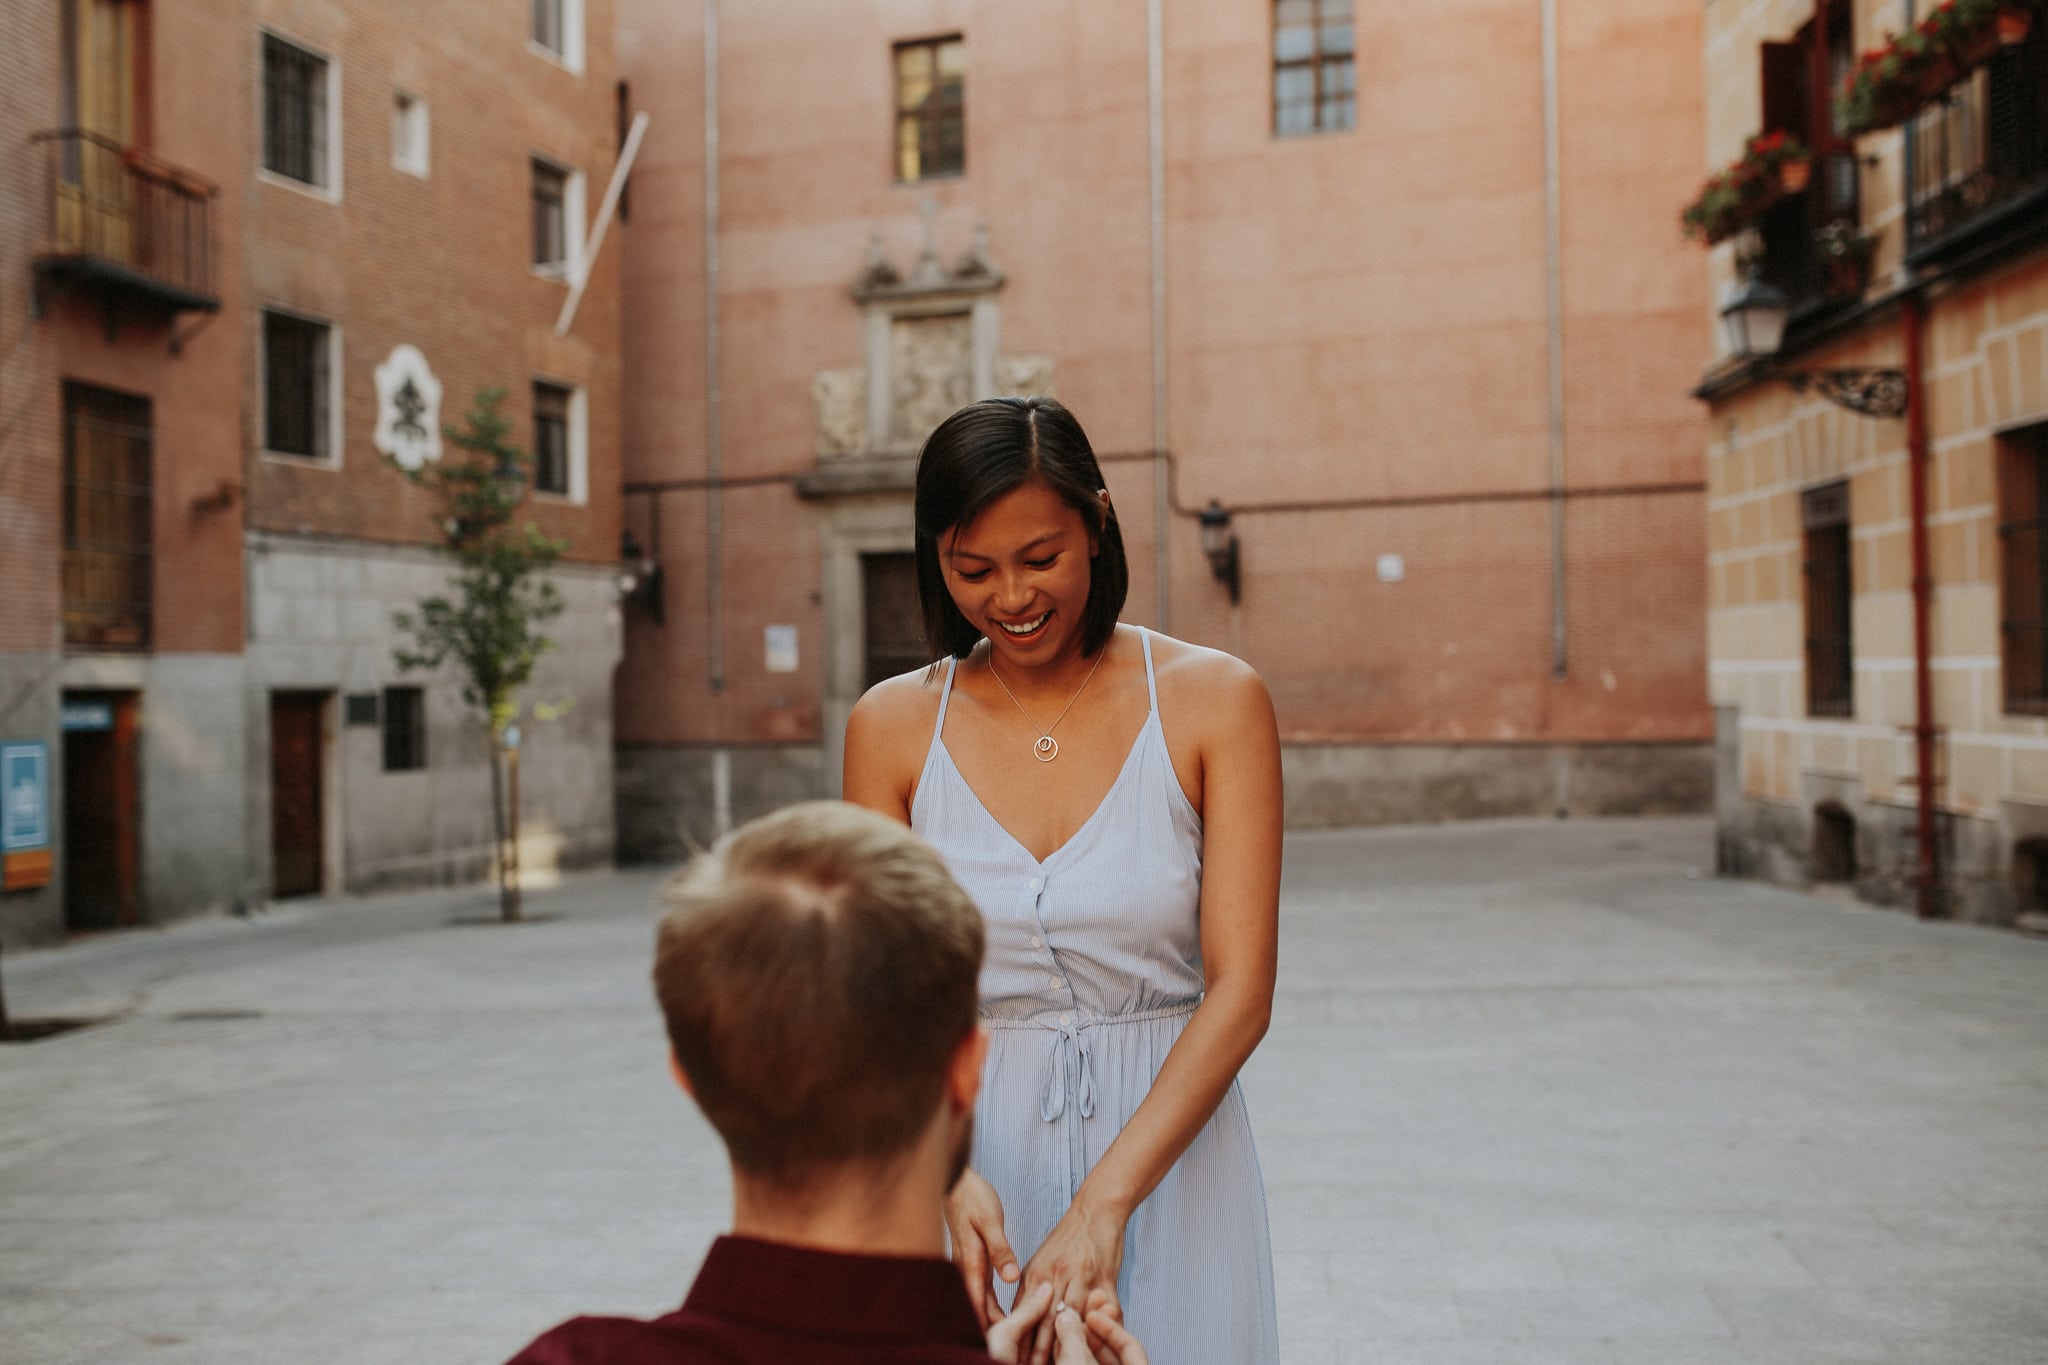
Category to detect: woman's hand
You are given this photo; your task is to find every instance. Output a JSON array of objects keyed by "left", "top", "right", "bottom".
[
  {"left": 1016, "top": 1201, "right": 1125, "bottom": 1365},
  {"left": 944, "top": 1167, "right": 1020, "bottom": 1328},
  {"left": 989, "top": 1285, "right": 1147, "bottom": 1365}
]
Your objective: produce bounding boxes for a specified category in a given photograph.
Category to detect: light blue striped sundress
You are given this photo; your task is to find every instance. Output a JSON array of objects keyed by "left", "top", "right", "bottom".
[{"left": 911, "top": 627, "right": 1279, "bottom": 1364}]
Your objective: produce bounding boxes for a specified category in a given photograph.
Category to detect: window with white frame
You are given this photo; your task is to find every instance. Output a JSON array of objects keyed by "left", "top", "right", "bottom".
[
  {"left": 531, "top": 156, "right": 583, "bottom": 275},
  {"left": 392, "top": 90, "right": 429, "bottom": 176},
  {"left": 531, "top": 379, "right": 585, "bottom": 501},
  {"left": 263, "top": 309, "right": 336, "bottom": 462},
  {"left": 262, "top": 32, "right": 337, "bottom": 190},
  {"left": 530, "top": 0, "right": 585, "bottom": 72}
]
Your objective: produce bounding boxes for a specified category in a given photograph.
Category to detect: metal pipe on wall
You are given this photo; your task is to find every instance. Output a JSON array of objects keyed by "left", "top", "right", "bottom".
[
  {"left": 703, "top": 0, "right": 725, "bottom": 695},
  {"left": 1540, "top": 0, "right": 1569, "bottom": 681},
  {"left": 1147, "top": 0, "right": 1170, "bottom": 631},
  {"left": 1904, "top": 295, "right": 1939, "bottom": 917}
]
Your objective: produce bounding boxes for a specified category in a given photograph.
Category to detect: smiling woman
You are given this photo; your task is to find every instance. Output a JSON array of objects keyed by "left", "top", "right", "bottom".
[{"left": 843, "top": 397, "right": 1283, "bottom": 1365}]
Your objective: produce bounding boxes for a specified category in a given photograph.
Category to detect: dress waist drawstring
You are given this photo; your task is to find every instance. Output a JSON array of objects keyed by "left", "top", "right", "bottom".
[{"left": 984, "top": 1002, "right": 1198, "bottom": 1125}]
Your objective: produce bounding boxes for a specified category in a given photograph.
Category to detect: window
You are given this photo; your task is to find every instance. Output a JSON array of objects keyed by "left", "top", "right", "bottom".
[
  {"left": 1907, "top": 18, "right": 2048, "bottom": 253},
  {"left": 531, "top": 157, "right": 582, "bottom": 274},
  {"left": 392, "top": 90, "right": 429, "bottom": 176},
  {"left": 530, "top": 380, "right": 585, "bottom": 500},
  {"left": 1755, "top": 2, "right": 1858, "bottom": 303},
  {"left": 1999, "top": 423, "right": 2048, "bottom": 713},
  {"left": 262, "top": 32, "right": 333, "bottom": 190},
  {"left": 894, "top": 36, "right": 964, "bottom": 181},
  {"left": 532, "top": 381, "right": 572, "bottom": 495},
  {"left": 1274, "top": 0, "right": 1355, "bottom": 136},
  {"left": 263, "top": 309, "right": 334, "bottom": 461},
  {"left": 382, "top": 687, "right": 426, "bottom": 772},
  {"left": 1802, "top": 482, "right": 1853, "bottom": 718},
  {"left": 530, "top": 0, "right": 584, "bottom": 71},
  {"left": 62, "top": 382, "right": 152, "bottom": 650}
]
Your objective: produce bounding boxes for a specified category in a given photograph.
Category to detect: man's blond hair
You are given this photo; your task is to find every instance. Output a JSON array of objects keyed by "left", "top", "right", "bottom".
[{"left": 653, "top": 802, "right": 983, "bottom": 1185}]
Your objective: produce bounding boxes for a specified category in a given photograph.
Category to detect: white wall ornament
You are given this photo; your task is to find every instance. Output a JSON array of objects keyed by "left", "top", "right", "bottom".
[{"left": 373, "top": 344, "right": 443, "bottom": 470}]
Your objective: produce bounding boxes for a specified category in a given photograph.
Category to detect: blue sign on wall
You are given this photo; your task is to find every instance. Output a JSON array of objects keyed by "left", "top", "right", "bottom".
[
  {"left": 2, "top": 742, "right": 51, "bottom": 852},
  {"left": 61, "top": 702, "right": 113, "bottom": 732}
]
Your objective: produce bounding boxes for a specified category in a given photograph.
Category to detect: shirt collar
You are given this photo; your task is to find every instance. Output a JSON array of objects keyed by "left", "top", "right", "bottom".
[{"left": 682, "top": 1234, "right": 987, "bottom": 1349}]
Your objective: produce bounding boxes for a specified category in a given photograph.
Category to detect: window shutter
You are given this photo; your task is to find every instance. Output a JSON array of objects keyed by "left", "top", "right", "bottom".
[{"left": 1761, "top": 40, "right": 1809, "bottom": 139}]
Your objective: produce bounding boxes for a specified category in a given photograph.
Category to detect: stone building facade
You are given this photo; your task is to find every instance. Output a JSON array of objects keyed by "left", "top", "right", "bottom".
[
  {"left": 2, "top": 0, "right": 625, "bottom": 945},
  {"left": 613, "top": 0, "right": 1716, "bottom": 855},
  {"left": 1697, "top": 0, "right": 2048, "bottom": 923}
]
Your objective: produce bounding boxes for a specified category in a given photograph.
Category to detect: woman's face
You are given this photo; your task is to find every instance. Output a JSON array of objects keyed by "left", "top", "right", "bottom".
[{"left": 939, "top": 480, "right": 1101, "bottom": 668}]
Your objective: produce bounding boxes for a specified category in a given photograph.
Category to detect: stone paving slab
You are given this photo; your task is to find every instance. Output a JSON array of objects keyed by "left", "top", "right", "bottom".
[{"left": 2, "top": 817, "right": 2046, "bottom": 1364}]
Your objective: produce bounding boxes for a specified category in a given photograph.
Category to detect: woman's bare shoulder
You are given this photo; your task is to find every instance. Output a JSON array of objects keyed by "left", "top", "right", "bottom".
[
  {"left": 847, "top": 662, "right": 953, "bottom": 750},
  {"left": 1143, "top": 629, "right": 1269, "bottom": 705}
]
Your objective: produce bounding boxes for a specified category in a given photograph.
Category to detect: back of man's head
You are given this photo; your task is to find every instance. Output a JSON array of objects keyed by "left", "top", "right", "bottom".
[{"left": 653, "top": 802, "right": 984, "bottom": 1188}]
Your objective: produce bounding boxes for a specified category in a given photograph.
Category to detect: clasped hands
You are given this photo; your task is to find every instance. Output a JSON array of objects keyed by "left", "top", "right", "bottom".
[{"left": 950, "top": 1168, "right": 1145, "bottom": 1365}]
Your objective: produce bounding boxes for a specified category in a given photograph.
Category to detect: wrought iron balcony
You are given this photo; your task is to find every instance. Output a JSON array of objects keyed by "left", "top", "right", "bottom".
[
  {"left": 30, "top": 128, "right": 220, "bottom": 319},
  {"left": 1906, "top": 32, "right": 2048, "bottom": 263},
  {"left": 1753, "top": 151, "right": 1868, "bottom": 320}
]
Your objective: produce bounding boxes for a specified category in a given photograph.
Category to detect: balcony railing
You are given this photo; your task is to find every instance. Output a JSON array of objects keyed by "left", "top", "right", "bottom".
[
  {"left": 1907, "top": 33, "right": 2048, "bottom": 261},
  {"left": 30, "top": 128, "right": 220, "bottom": 315}
]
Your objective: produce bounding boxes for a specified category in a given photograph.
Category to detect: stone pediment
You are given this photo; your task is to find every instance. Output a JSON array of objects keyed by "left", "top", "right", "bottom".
[{"left": 806, "top": 212, "right": 1053, "bottom": 492}]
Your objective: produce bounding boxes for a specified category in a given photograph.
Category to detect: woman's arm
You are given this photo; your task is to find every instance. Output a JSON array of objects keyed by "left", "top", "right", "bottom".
[
  {"left": 841, "top": 678, "right": 919, "bottom": 824},
  {"left": 1016, "top": 655, "right": 1283, "bottom": 1362}
]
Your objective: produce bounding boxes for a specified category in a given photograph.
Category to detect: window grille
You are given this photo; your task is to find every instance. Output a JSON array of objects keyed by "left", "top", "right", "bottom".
[
  {"left": 382, "top": 687, "right": 427, "bottom": 772},
  {"left": 532, "top": 382, "right": 571, "bottom": 495},
  {"left": 264, "top": 310, "right": 331, "bottom": 460},
  {"left": 1999, "top": 424, "right": 2048, "bottom": 713},
  {"left": 1802, "top": 482, "right": 1853, "bottom": 718},
  {"left": 62, "top": 382, "right": 153, "bottom": 650},
  {"left": 1274, "top": 0, "right": 1355, "bottom": 136},
  {"left": 263, "top": 34, "right": 328, "bottom": 187},
  {"left": 895, "top": 37, "right": 965, "bottom": 181},
  {"left": 532, "top": 159, "right": 568, "bottom": 268}
]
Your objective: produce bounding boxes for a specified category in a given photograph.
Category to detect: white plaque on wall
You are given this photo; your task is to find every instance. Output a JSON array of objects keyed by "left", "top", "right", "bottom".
[
  {"left": 765, "top": 624, "right": 799, "bottom": 673},
  {"left": 374, "top": 344, "right": 444, "bottom": 470}
]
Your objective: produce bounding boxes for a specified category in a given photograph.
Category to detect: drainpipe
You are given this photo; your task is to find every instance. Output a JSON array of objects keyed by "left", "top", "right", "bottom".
[
  {"left": 1905, "top": 295, "right": 1939, "bottom": 917},
  {"left": 703, "top": 0, "right": 725, "bottom": 696},
  {"left": 1147, "top": 0, "right": 1170, "bottom": 630},
  {"left": 1540, "top": 0, "right": 1568, "bottom": 681}
]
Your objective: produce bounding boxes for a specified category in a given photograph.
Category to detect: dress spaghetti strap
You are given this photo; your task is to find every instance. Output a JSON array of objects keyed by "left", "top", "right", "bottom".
[{"left": 1138, "top": 626, "right": 1158, "bottom": 716}]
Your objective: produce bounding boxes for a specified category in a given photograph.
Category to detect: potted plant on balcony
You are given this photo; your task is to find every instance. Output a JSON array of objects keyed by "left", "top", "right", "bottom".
[
  {"left": 1814, "top": 219, "right": 1877, "bottom": 300},
  {"left": 1681, "top": 131, "right": 1813, "bottom": 244},
  {"left": 1840, "top": 1, "right": 2044, "bottom": 133}
]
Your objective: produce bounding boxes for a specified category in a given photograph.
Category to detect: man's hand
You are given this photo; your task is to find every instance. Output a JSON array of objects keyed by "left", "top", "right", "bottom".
[
  {"left": 1055, "top": 1302, "right": 1149, "bottom": 1365},
  {"left": 944, "top": 1167, "right": 1020, "bottom": 1328},
  {"left": 989, "top": 1285, "right": 1147, "bottom": 1365}
]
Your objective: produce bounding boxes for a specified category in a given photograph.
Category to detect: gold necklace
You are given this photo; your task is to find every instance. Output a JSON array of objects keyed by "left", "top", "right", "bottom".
[{"left": 986, "top": 645, "right": 1106, "bottom": 762}]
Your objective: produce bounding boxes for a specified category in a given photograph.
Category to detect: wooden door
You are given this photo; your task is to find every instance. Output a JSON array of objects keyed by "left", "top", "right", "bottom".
[
  {"left": 861, "top": 552, "right": 927, "bottom": 688},
  {"left": 63, "top": 691, "right": 139, "bottom": 931},
  {"left": 270, "top": 692, "right": 326, "bottom": 898},
  {"left": 58, "top": 0, "right": 139, "bottom": 260}
]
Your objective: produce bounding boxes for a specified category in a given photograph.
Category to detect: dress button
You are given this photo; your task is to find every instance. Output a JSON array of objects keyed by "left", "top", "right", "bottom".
[
  {"left": 1048, "top": 974, "right": 1065, "bottom": 990},
  {"left": 1060, "top": 1012, "right": 1074, "bottom": 1026},
  {"left": 1029, "top": 936, "right": 1044, "bottom": 949},
  {"left": 1028, "top": 877, "right": 1043, "bottom": 893}
]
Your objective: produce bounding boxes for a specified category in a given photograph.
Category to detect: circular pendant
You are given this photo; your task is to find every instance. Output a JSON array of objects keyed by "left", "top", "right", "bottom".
[{"left": 1034, "top": 735, "right": 1059, "bottom": 762}]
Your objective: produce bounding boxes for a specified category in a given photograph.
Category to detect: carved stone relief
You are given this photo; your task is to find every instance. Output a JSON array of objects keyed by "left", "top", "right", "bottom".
[
  {"left": 889, "top": 313, "right": 974, "bottom": 448},
  {"left": 813, "top": 369, "right": 866, "bottom": 456}
]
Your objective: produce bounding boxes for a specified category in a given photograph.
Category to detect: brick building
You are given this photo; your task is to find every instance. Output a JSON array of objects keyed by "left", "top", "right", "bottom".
[
  {"left": 1697, "top": 0, "right": 2048, "bottom": 923},
  {"left": 612, "top": 0, "right": 1715, "bottom": 854},
  {"left": 2, "top": 0, "right": 625, "bottom": 946}
]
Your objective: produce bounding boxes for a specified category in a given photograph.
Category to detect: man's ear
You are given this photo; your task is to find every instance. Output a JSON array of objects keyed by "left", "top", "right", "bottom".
[
  {"left": 668, "top": 1049, "right": 695, "bottom": 1100},
  {"left": 946, "top": 1026, "right": 988, "bottom": 1115}
]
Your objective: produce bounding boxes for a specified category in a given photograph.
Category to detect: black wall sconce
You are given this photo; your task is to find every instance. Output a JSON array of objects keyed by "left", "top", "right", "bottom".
[
  {"left": 1199, "top": 499, "right": 1241, "bottom": 605},
  {"left": 619, "top": 528, "right": 664, "bottom": 623}
]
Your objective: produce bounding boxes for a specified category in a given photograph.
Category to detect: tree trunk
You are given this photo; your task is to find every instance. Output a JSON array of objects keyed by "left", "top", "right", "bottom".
[
  {"left": 488, "top": 731, "right": 514, "bottom": 922},
  {"left": 504, "top": 742, "right": 522, "bottom": 923}
]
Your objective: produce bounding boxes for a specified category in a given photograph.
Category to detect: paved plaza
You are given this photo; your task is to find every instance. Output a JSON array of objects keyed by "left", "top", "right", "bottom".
[{"left": 3, "top": 816, "right": 2046, "bottom": 1365}]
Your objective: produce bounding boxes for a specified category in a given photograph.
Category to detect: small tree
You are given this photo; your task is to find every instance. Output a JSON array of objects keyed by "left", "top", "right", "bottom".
[{"left": 391, "top": 389, "right": 567, "bottom": 922}]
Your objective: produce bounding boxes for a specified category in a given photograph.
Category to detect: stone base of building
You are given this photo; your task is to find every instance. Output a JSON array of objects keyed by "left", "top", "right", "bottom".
[
  {"left": 1712, "top": 707, "right": 2031, "bottom": 927},
  {"left": 614, "top": 738, "right": 1714, "bottom": 864}
]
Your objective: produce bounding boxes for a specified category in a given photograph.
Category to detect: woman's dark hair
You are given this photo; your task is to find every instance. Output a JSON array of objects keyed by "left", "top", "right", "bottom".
[{"left": 913, "top": 396, "right": 1128, "bottom": 662}]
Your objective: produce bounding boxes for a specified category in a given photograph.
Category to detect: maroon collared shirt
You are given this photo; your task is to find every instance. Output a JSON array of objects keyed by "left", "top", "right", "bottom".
[{"left": 505, "top": 1234, "right": 1001, "bottom": 1364}]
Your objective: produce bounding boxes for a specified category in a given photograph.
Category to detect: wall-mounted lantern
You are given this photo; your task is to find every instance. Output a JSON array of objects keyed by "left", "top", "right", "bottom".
[{"left": 1198, "top": 499, "right": 1241, "bottom": 605}]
